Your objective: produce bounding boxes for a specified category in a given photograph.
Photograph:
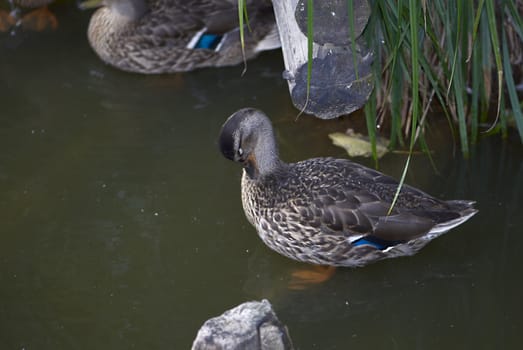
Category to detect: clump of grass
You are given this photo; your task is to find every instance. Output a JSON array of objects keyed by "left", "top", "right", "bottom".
[{"left": 363, "top": 0, "right": 523, "bottom": 158}]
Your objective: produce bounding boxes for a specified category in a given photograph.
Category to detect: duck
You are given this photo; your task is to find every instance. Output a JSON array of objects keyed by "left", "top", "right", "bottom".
[
  {"left": 80, "top": 0, "right": 280, "bottom": 74},
  {"left": 219, "top": 108, "right": 478, "bottom": 267},
  {"left": 0, "top": 0, "right": 57, "bottom": 32}
]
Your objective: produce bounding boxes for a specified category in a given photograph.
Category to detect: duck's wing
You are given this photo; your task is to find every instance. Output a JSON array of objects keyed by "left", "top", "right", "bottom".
[
  {"left": 291, "top": 188, "right": 436, "bottom": 246},
  {"left": 285, "top": 158, "right": 465, "bottom": 246},
  {"left": 154, "top": 0, "right": 241, "bottom": 34},
  {"left": 183, "top": 0, "right": 242, "bottom": 34},
  {"left": 161, "top": 0, "right": 277, "bottom": 46}
]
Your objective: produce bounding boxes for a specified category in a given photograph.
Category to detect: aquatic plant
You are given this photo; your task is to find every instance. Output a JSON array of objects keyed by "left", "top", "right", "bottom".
[{"left": 363, "top": 0, "right": 523, "bottom": 158}]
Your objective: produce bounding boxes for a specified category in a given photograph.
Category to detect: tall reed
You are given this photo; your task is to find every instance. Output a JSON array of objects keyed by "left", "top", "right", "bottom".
[{"left": 363, "top": 0, "right": 523, "bottom": 157}]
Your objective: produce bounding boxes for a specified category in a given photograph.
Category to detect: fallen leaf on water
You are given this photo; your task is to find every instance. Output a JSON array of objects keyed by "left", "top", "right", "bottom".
[{"left": 329, "top": 129, "right": 389, "bottom": 158}]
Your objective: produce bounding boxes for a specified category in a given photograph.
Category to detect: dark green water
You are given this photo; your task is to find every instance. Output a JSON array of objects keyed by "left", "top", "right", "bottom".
[{"left": 1, "top": 3, "right": 522, "bottom": 349}]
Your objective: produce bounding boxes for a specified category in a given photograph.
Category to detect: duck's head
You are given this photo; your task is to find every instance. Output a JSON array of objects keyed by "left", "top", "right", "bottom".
[
  {"left": 80, "top": 0, "right": 147, "bottom": 20},
  {"left": 219, "top": 108, "right": 282, "bottom": 179}
]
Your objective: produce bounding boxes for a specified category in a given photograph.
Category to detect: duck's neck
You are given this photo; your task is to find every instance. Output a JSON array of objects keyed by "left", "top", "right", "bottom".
[
  {"left": 109, "top": 0, "right": 148, "bottom": 21},
  {"left": 246, "top": 124, "right": 284, "bottom": 179}
]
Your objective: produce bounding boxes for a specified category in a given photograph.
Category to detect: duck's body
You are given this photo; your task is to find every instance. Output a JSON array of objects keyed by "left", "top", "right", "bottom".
[
  {"left": 219, "top": 108, "right": 477, "bottom": 267},
  {"left": 82, "top": 0, "right": 279, "bottom": 74},
  {"left": 0, "top": 0, "right": 56, "bottom": 32},
  {"left": 15, "top": 0, "right": 53, "bottom": 7}
]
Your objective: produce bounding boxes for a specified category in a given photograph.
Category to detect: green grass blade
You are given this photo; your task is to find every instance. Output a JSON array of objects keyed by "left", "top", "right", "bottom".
[
  {"left": 453, "top": 64, "right": 470, "bottom": 156},
  {"left": 446, "top": 1, "right": 462, "bottom": 97},
  {"left": 389, "top": 63, "right": 404, "bottom": 149},
  {"left": 454, "top": 1, "right": 470, "bottom": 156},
  {"left": 480, "top": 8, "right": 492, "bottom": 124},
  {"left": 407, "top": 0, "right": 420, "bottom": 150},
  {"left": 389, "top": 0, "right": 420, "bottom": 214},
  {"left": 502, "top": 26, "right": 523, "bottom": 142},
  {"left": 306, "top": 0, "right": 313, "bottom": 102},
  {"left": 365, "top": 93, "right": 378, "bottom": 165},
  {"left": 243, "top": 1, "right": 251, "bottom": 32},
  {"left": 470, "top": 36, "right": 482, "bottom": 144},
  {"left": 484, "top": 0, "right": 504, "bottom": 132},
  {"left": 237, "top": 0, "right": 247, "bottom": 75},
  {"left": 347, "top": 0, "right": 359, "bottom": 79},
  {"left": 468, "top": 0, "right": 486, "bottom": 61},
  {"left": 297, "top": 0, "right": 314, "bottom": 118},
  {"left": 505, "top": 1, "right": 523, "bottom": 41},
  {"left": 388, "top": 153, "right": 411, "bottom": 215}
]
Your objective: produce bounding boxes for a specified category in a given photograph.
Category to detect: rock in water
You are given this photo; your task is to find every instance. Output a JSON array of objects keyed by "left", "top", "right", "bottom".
[{"left": 192, "top": 300, "right": 294, "bottom": 350}]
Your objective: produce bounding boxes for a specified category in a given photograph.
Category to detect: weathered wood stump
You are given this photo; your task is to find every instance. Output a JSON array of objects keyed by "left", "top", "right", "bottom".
[
  {"left": 272, "top": 0, "right": 373, "bottom": 119},
  {"left": 192, "top": 299, "right": 294, "bottom": 350}
]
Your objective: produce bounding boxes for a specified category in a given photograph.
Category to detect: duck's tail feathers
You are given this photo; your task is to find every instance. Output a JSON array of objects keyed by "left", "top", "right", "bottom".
[
  {"left": 254, "top": 25, "right": 281, "bottom": 53},
  {"left": 429, "top": 206, "right": 478, "bottom": 237},
  {"left": 445, "top": 199, "right": 477, "bottom": 209}
]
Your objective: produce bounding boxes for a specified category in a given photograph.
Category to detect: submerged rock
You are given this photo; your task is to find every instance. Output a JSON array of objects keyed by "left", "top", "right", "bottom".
[{"left": 191, "top": 299, "right": 294, "bottom": 350}]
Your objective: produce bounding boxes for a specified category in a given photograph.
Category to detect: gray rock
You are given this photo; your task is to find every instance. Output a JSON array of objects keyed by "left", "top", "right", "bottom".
[{"left": 191, "top": 300, "right": 294, "bottom": 350}]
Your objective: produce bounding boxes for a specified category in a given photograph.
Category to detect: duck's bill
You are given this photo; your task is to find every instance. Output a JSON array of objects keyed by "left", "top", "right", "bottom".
[{"left": 79, "top": 0, "right": 103, "bottom": 10}]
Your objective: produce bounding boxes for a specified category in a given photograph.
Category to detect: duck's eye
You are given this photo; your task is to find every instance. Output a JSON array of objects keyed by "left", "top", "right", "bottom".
[{"left": 238, "top": 147, "right": 244, "bottom": 157}]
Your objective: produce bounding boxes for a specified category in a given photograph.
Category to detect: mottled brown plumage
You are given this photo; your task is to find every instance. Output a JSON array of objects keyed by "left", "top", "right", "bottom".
[
  {"left": 219, "top": 108, "right": 478, "bottom": 267},
  {"left": 82, "top": 0, "right": 279, "bottom": 74},
  {"left": 15, "top": 0, "right": 53, "bottom": 7},
  {"left": 0, "top": 0, "right": 57, "bottom": 32}
]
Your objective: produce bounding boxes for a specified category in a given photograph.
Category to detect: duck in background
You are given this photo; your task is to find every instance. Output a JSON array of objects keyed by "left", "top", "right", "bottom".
[
  {"left": 0, "top": 0, "right": 57, "bottom": 32},
  {"left": 80, "top": 0, "right": 280, "bottom": 74},
  {"left": 219, "top": 108, "right": 478, "bottom": 268}
]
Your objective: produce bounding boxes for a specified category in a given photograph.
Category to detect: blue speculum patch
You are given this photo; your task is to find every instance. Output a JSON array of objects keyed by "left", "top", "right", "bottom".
[
  {"left": 352, "top": 237, "right": 402, "bottom": 250},
  {"left": 195, "top": 34, "right": 222, "bottom": 49}
]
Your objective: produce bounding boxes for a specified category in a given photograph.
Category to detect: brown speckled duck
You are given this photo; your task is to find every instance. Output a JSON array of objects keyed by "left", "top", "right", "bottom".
[
  {"left": 0, "top": 0, "right": 57, "bottom": 32},
  {"left": 80, "top": 0, "right": 280, "bottom": 73},
  {"left": 219, "top": 108, "right": 478, "bottom": 267}
]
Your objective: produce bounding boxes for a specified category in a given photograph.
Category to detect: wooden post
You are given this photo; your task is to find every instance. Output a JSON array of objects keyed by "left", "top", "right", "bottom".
[{"left": 271, "top": 0, "right": 318, "bottom": 94}]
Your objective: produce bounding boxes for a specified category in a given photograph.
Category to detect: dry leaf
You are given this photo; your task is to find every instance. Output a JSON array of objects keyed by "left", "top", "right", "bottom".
[{"left": 329, "top": 129, "right": 389, "bottom": 158}]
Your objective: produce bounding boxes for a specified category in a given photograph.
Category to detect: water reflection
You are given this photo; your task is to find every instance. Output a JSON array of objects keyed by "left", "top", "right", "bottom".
[{"left": 1, "top": 3, "right": 522, "bottom": 350}]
